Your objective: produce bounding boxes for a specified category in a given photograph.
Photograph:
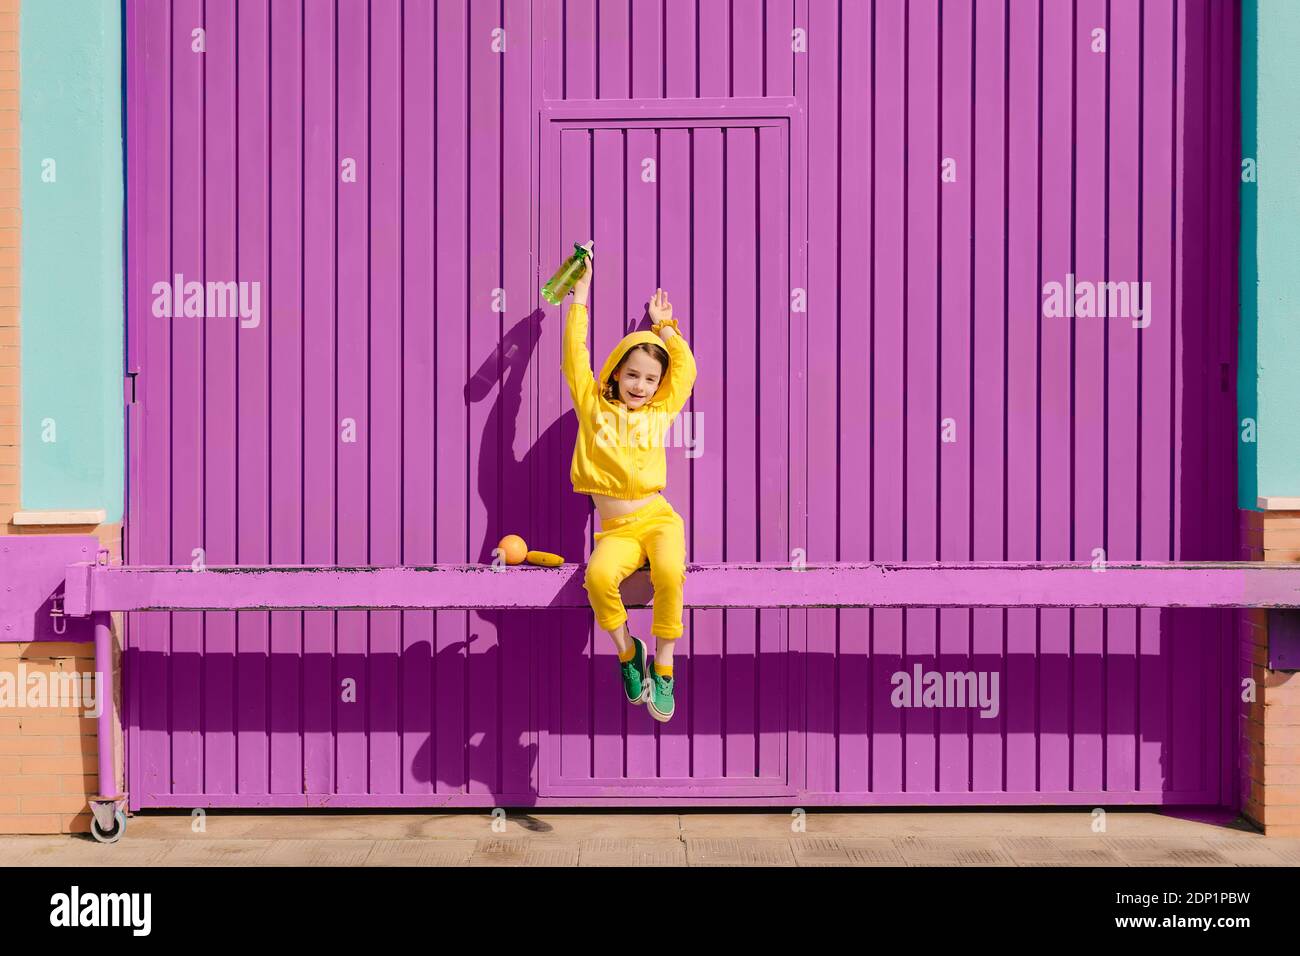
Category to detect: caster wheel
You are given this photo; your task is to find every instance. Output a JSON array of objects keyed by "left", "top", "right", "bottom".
[{"left": 91, "top": 808, "right": 127, "bottom": 844}]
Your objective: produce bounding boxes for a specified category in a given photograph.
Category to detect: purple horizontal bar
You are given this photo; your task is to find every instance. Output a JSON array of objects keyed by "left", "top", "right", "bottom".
[{"left": 65, "top": 561, "right": 1300, "bottom": 616}]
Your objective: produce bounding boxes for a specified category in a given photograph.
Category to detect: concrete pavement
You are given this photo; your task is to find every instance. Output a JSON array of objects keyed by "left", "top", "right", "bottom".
[{"left": 1, "top": 810, "right": 1297, "bottom": 866}]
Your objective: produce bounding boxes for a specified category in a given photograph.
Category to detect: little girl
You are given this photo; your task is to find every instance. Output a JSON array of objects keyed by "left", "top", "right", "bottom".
[{"left": 561, "top": 251, "right": 697, "bottom": 722}]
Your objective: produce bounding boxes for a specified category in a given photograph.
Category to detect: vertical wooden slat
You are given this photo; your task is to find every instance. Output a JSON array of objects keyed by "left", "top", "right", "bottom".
[
  {"left": 904, "top": 0, "right": 939, "bottom": 792},
  {"left": 1004, "top": 0, "right": 1041, "bottom": 794},
  {"left": 200, "top": 0, "right": 238, "bottom": 800},
  {"left": 938, "top": 0, "right": 974, "bottom": 793},
  {"left": 301, "top": 0, "right": 337, "bottom": 797},
  {"left": 808, "top": 0, "right": 844, "bottom": 794},
  {"left": 1214, "top": 0, "right": 1241, "bottom": 807},
  {"left": 631, "top": 0, "right": 662, "bottom": 98},
  {"left": 731, "top": 0, "right": 762, "bottom": 97},
  {"left": 787, "top": 0, "right": 811, "bottom": 795},
  {"left": 557, "top": 129, "right": 593, "bottom": 783},
  {"left": 596, "top": 0, "right": 629, "bottom": 99},
  {"left": 1106, "top": 0, "right": 1142, "bottom": 795},
  {"left": 871, "top": 0, "right": 906, "bottom": 795},
  {"left": 687, "top": 80, "right": 725, "bottom": 781},
  {"left": 1038, "top": 0, "right": 1073, "bottom": 795},
  {"left": 723, "top": 126, "right": 758, "bottom": 779},
  {"left": 367, "top": 0, "right": 402, "bottom": 795},
  {"left": 135, "top": 0, "right": 172, "bottom": 806},
  {"left": 235, "top": 0, "right": 271, "bottom": 798},
  {"left": 658, "top": 125, "right": 693, "bottom": 780},
  {"left": 1139, "top": 0, "right": 1176, "bottom": 793},
  {"left": 170, "top": 0, "right": 205, "bottom": 797},
  {"left": 500, "top": 0, "right": 535, "bottom": 798},
  {"left": 664, "top": 0, "right": 699, "bottom": 99},
  {"left": 1201, "top": 0, "right": 1225, "bottom": 805},
  {"left": 1172, "top": 0, "right": 1208, "bottom": 794},
  {"left": 1073, "top": 0, "right": 1109, "bottom": 795},
  {"left": 624, "top": 124, "right": 658, "bottom": 778},
  {"left": 765, "top": 0, "right": 796, "bottom": 98},
  {"left": 697, "top": 0, "right": 729, "bottom": 99},
  {"left": 690, "top": 127, "right": 725, "bottom": 780},
  {"left": 585, "top": 127, "right": 621, "bottom": 781},
  {"left": 398, "top": 0, "right": 433, "bottom": 796},
  {"left": 334, "top": 0, "right": 368, "bottom": 794},
  {"left": 268, "top": 0, "right": 306, "bottom": 796},
  {"left": 565, "top": 0, "right": 596, "bottom": 99},
  {"left": 970, "top": 0, "right": 1008, "bottom": 792},
  {"left": 756, "top": 124, "right": 788, "bottom": 782},
  {"left": 466, "top": 0, "right": 502, "bottom": 796},
  {"left": 540, "top": 0, "right": 561, "bottom": 101},
  {"left": 433, "top": 0, "right": 469, "bottom": 795}
]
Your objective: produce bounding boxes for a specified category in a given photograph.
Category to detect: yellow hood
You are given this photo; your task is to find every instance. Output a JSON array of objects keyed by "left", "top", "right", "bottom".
[{"left": 598, "top": 330, "right": 674, "bottom": 407}]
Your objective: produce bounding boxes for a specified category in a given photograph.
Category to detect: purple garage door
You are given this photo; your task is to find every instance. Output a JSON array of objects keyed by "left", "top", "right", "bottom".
[{"left": 124, "top": 0, "right": 1238, "bottom": 809}]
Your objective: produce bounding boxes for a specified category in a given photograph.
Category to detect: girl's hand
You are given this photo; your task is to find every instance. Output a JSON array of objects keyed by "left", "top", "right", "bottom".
[
  {"left": 648, "top": 288, "right": 673, "bottom": 327},
  {"left": 571, "top": 242, "right": 594, "bottom": 303}
]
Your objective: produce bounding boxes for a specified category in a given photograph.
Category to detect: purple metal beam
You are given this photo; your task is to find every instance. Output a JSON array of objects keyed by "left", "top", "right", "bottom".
[{"left": 61, "top": 561, "right": 1300, "bottom": 615}]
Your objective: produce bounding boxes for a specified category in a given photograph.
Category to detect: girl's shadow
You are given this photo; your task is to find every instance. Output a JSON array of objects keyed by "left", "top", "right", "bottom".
[{"left": 407, "top": 305, "right": 648, "bottom": 799}]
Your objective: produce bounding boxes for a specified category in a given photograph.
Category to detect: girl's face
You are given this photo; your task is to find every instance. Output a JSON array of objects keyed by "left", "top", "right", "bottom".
[{"left": 614, "top": 350, "right": 664, "bottom": 410}]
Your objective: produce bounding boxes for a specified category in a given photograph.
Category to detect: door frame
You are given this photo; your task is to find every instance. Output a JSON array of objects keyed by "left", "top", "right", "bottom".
[{"left": 534, "top": 99, "right": 809, "bottom": 797}]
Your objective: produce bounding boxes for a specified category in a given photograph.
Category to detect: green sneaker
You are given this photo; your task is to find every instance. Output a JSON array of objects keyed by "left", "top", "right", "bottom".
[
  {"left": 620, "top": 635, "right": 651, "bottom": 706},
  {"left": 648, "top": 666, "right": 675, "bottom": 723}
]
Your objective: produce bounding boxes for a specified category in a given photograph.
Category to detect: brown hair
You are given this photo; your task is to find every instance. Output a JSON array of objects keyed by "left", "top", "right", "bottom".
[{"left": 602, "top": 342, "right": 670, "bottom": 404}]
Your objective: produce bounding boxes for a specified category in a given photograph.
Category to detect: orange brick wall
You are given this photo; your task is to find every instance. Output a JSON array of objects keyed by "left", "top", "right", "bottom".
[
  {"left": 0, "top": 642, "right": 101, "bottom": 834},
  {"left": 1240, "top": 510, "right": 1300, "bottom": 837}
]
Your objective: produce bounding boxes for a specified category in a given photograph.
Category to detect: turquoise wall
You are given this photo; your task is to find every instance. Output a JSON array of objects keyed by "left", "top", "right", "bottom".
[
  {"left": 1243, "top": 0, "right": 1300, "bottom": 507},
  {"left": 19, "top": 0, "right": 123, "bottom": 519},
  {"left": 1239, "top": 0, "right": 1258, "bottom": 509}
]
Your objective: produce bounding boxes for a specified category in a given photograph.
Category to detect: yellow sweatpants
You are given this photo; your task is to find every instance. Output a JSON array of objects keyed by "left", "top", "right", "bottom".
[{"left": 583, "top": 493, "right": 686, "bottom": 640}]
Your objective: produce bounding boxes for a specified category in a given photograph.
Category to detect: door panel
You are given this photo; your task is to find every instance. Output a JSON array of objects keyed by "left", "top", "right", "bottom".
[{"left": 536, "top": 117, "right": 799, "bottom": 795}]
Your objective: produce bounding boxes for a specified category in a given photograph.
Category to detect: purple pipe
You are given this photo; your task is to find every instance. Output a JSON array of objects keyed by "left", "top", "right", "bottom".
[{"left": 93, "top": 612, "right": 114, "bottom": 797}]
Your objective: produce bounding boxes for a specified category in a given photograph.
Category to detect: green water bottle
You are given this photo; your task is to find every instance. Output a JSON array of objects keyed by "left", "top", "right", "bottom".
[{"left": 541, "top": 240, "right": 593, "bottom": 305}]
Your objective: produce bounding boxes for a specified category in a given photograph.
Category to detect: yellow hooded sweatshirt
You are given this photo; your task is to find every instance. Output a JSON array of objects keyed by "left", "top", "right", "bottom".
[{"left": 562, "top": 301, "right": 698, "bottom": 500}]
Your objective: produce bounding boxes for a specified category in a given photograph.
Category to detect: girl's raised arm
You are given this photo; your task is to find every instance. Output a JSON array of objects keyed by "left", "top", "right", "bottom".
[
  {"left": 654, "top": 319, "right": 697, "bottom": 420},
  {"left": 648, "top": 288, "right": 697, "bottom": 419},
  {"left": 562, "top": 300, "right": 598, "bottom": 413}
]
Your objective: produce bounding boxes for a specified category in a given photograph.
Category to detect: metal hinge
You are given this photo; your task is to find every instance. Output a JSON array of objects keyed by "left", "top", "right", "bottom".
[{"left": 124, "top": 372, "right": 138, "bottom": 405}]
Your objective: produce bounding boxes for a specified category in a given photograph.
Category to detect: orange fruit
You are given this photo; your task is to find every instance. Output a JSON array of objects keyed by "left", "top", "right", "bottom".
[{"left": 497, "top": 534, "right": 528, "bottom": 565}]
